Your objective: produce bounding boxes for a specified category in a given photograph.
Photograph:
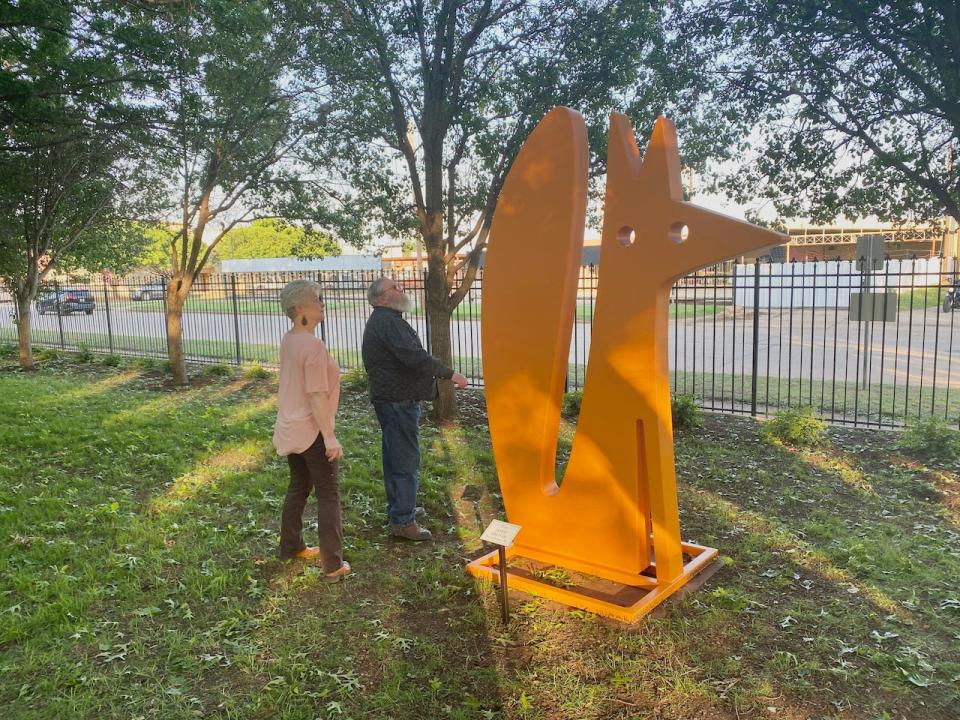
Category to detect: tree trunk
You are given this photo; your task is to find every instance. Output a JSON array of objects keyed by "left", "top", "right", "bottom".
[
  {"left": 15, "top": 294, "right": 35, "bottom": 369},
  {"left": 428, "top": 299, "right": 457, "bottom": 421},
  {"left": 424, "top": 240, "right": 457, "bottom": 420},
  {"left": 166, "top": 286, "right": 188, "bottom": 385}
]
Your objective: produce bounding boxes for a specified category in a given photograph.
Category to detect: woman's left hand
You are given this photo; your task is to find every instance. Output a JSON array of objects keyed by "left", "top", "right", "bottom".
[{"left": 324, "top": 436, "right": 343, "bottom": 462}]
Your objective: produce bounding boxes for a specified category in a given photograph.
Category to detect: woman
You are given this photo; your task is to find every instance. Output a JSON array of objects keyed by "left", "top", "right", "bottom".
[{"left": 273, "top": 279, "right": 350, "bottom": 582}]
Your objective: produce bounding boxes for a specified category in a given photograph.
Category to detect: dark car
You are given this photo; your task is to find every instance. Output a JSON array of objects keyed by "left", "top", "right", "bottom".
[
  {"left": 130, "top": 281, "right": 166, "bottom": 301},
  {"left": 35, "top": 288, "right": 96, "bottom": 315}
]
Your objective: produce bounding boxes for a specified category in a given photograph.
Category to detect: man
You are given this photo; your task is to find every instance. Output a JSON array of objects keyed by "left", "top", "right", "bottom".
[{"left": 362, "top": 277, "right": 468, "bottom": 541}]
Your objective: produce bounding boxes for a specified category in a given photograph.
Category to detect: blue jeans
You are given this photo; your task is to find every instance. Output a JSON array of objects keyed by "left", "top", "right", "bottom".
[{"left": 372, "top": 400, "right": 421, "bottom": 526}]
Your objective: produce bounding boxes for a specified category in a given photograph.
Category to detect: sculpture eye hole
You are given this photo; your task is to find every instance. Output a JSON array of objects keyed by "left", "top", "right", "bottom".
[
  {"left": 617, "top": 226, "right": 636, "bottom": 247},
  {"left": 669, "top": 223, "right": 689, "bottom": 244}
]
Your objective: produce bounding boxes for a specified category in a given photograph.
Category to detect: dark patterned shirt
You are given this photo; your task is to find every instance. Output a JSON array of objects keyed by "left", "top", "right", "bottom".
[{"left": 361, "top": 307, "right": 454, "bottom": 401}]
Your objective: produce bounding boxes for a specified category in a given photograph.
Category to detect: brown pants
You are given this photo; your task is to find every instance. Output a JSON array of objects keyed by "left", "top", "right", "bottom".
[{"left": 279, "top": 433, "right": 343, "bottom": 572}]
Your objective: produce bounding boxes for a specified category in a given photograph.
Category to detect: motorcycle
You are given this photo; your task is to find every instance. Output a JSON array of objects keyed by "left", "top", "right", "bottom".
[{"left": 943, "top": 281, "right": 959, "bottom": 312}]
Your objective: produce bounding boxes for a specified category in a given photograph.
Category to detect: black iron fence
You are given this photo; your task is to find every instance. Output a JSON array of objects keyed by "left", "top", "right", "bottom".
[{"left": 2, "top": 257, "right": 959, "bottom": 428}]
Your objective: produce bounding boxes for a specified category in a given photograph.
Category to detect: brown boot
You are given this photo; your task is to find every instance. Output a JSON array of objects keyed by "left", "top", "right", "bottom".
[{"left": 389, "top": 522, "right": 432, "bottom": 541}]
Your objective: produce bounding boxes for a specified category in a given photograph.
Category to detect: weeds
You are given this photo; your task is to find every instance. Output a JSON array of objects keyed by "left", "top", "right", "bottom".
[
  {"left": 75, "top": 342, "right": 94, "bottom": 363},
  {"left": 671, "top": 393, "right": 703, "bottom": 430},
  {"left": 760, "top": 406, "right": 825, "bottom": 446},
  {"left": 202, "top": 362, "right": 234, "bottom": 378},
  {"left": 340, "top": 367, "right": 369, "bottom": 392},
  {"left": 896, "top": 415, "right": 960, "bottom": 461},
  {"left": 241, "top": 363, "right": 272, "bottom": 380},
  {"left": 561, "top": 390, "right": 582, "bottom": 418}
]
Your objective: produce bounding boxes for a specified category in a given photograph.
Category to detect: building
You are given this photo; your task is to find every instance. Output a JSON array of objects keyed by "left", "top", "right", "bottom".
[{"left": 746, "top": 223, "right": 958, "bottom": 263}]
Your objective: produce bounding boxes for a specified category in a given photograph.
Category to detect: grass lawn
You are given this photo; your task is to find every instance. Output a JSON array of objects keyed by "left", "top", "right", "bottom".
[
  {"left": 897, "top": 288, "right": 947, "bottom": 311},
  {"left": 672, "top": 370, "right": 960, "bottom": 426},
  {"left": 1, "top": 354, "right": 958, "bottom": 719}
]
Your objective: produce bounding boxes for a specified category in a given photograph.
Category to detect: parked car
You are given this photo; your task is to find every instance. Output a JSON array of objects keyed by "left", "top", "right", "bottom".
[
  {"left": 35, "top": 289, "right": 96, "bottom": 315},
  {"left": 130, "top": 281, "right": 166, "bottom": 301}
]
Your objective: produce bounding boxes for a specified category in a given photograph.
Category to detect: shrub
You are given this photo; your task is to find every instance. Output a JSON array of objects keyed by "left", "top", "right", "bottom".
[
  {"left": 34, "top": 347, "right": 63, "bottom": 362},
  {"left": 341, "top": 367, "right": 369, "bottom": 392},
  {"left": 242, "top": 363, "right": 272, "bottom": 380},
  {"left": 671, "top": 393, "right": 703, "bottom": 431},
  {"left": 75, "top": 343, "right": 94, "bottom": 363},
  {"left": 202, "top": 362, "right": 234, "bottom": 378},
  {"left": 101, "top": 354, "right": 122, "bottom": 367},
  {"left": 760, "top": 406, "right": 825, "bottom": 447},
  {"left": 561, "top": 390, "right": 582, "bottom": 419},
  {"left": 0, "top": 343, "right": 17, "bottom": 358},
  {"left": 897, "top": 415, "right": 960, "bottom": 462},
  {"left": 128, "top": 357, "right": 157, "bottom": 370}
]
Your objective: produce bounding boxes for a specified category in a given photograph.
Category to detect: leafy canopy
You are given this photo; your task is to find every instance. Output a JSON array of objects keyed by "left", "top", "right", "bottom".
[{"left": 685, "top": 0, "right": 960, "bottom": 225}]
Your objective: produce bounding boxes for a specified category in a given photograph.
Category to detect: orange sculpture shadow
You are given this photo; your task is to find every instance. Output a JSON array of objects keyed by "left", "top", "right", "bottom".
[{"left": 466, "top": 107, "right": 785, "bottom": 622}]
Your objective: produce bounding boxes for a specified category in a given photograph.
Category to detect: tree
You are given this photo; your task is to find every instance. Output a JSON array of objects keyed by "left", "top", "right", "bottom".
[
  {"left": 684, "top": 0, "right": 960, "bottom": 227},
  {"left": 214, "top": 219, "right": 341, "bottom": 261},
  {"left": 0, "top": 1, "right": 165, "bottom": 149},
  {"left": 142, "top": 0, "right": 340, "bottom": 385},
  {"left": 0, "top": 1, "right": 157, "bottom": 368},
  {"left": 304, "top": 0, "right": 729, "bottom": 419},
  {"left": 0, "top": 134, "right": 149, "bottom": 368}
]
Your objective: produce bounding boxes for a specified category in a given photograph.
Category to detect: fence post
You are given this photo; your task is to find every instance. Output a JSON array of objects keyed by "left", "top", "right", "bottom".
[
  {"left": 422, "top": 268, "right": 432, "bottom": 354},
  {"left": 230, "top": 275, "right": 242, "bottom": 366},
  {"left": 54, "top": 277, "right": 66, "bottom": 349},
  {"left": 750, "top": 258, "right": 761, "bottom": 416},
  {"left": 102, "top": 280, "right": 114, "bottom": 354},
  {"left": 161, "top": 276, "right": 169, "bottom": 355},
  {"left": 317, "top": 270, "right": 326, "bottom": 343}
]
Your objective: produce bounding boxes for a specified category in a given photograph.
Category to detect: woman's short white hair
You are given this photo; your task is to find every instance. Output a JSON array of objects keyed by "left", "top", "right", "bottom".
[{"left": 279, "top": 279, "right": 322, "bottom": 321}]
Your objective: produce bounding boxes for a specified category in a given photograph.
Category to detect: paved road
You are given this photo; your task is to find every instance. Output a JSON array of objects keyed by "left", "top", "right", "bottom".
[{"left": 3, "top": 300, "right": 959, "bottom": 389}]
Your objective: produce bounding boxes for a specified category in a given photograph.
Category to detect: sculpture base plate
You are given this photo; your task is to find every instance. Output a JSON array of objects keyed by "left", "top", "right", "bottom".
[{"left": 466, "top": 541, "right": 718, "bottom": 623}]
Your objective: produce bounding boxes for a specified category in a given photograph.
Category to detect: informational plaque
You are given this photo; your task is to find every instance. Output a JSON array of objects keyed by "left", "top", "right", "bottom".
[{"left": 481, "top": 520, "right": 522, "bottom": 548}]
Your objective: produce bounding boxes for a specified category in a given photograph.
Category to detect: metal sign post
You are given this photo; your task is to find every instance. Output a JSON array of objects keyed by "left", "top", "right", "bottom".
[
  {"left": 480, "top": 520, "right": 522, "bottom": 624},
  {"left": 854, "top": 235, "right": 887, "bottom": 389},
  {"left": 497, "top": 546, "right": 509, "bottom": 624}
]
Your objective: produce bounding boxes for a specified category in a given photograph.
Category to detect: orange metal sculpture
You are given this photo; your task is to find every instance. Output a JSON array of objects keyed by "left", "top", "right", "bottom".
[{"left": 467, "top": 107, "right": 785, "bottom": 622}]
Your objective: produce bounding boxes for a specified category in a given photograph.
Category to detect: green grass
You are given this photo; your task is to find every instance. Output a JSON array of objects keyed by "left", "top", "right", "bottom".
[
  {"left": 672, "top": 368, "right": 960, "bottom": 425},
  {"left": 670, "top": 302, "right": 724, "bottom": 319},
  {"left": 898, "top": 288, "right": 946, "bottom": 311},
  {"left": 1, "top": 359, "right": 958, "bottom": 718}
]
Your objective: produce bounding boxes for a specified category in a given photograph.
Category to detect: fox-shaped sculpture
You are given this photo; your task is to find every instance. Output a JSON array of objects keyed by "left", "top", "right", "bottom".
[{"left": 468, "top": 106, "right": 785, "bottom": 621}]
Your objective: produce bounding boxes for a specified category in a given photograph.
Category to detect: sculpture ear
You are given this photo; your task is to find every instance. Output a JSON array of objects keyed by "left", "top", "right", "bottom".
[
  {"left": 608, "top": 114, "right": 683, "bottom": 201},
  {"left": 483, "top": 106, "right": 589, "bottom": 497}
]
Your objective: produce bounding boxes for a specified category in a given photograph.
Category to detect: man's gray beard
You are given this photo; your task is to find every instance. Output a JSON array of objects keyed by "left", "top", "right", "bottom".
[{"left": 385, "top": 294, "right": 414, "bottom": 313}]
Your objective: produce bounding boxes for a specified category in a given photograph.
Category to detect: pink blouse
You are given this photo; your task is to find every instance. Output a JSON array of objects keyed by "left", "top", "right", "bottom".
[{"left": 272, "top": 331, "right": 341, "bottom": 456}]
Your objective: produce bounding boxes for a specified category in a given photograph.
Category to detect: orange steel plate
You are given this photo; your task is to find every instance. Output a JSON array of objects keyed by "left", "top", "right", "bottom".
[
  {"left": 467, "top": 542, "right": 719, "bottom": 624},
  {"left": 472, "top": 106, "right": 784, "bottom": 623}
]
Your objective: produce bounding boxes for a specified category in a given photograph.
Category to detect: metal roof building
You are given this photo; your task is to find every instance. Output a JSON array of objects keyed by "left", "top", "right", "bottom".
[{"left": 219, "top": 256, "right": 383, "bottom": 273}]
